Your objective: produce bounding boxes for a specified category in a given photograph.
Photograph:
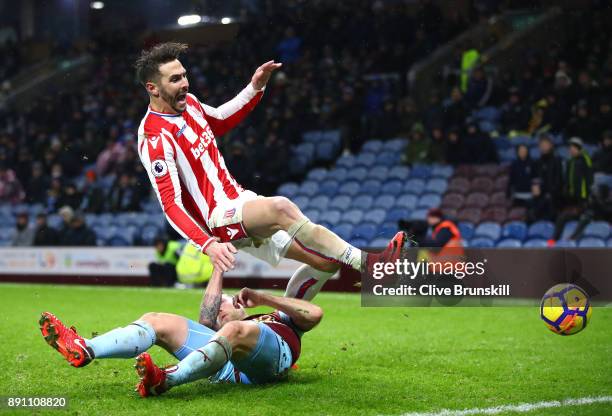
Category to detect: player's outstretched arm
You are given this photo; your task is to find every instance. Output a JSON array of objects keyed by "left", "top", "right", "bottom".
[
  {"left": 235, "top": 288, "right": 323, "bottom": 332},
  {"left": 198, "top": 267, "right": 224, "bottom": 330}
]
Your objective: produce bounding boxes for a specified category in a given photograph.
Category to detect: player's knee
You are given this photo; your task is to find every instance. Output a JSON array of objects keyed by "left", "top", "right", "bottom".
[
  {"left": 139, "top": 312, "right": 165, "bottom": 333},
  {"left": 271, "top": 197, "right": 301, "bottom": 225}
]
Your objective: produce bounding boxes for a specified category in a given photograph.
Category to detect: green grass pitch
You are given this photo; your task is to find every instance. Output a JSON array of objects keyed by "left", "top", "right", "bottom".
[{"left": 1, "top": 283, "right": 610, "bottom": 416}]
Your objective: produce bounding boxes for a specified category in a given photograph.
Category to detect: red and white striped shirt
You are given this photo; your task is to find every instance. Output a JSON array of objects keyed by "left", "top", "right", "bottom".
[{"left": 137, "top": 83, "right": 263, "bottom": 252}]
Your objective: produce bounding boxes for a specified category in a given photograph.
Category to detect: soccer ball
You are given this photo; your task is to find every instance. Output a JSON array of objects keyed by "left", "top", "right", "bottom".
[{"left": 540, "top": 283, "right": 592, "bottom": 335}]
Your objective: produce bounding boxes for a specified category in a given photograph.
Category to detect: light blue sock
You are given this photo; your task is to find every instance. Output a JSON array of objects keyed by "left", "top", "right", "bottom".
[
  {"left": 166, "top": 336, "right": 232, "bottom": 387},
  {"left": 86, "top": 320, "right": 156, "bottom": 359}
]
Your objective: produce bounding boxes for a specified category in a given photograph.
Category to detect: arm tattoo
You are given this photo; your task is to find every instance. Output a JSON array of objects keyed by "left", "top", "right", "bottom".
[{"left": 199, "top": 293, "right": 221, "bottom": 330}]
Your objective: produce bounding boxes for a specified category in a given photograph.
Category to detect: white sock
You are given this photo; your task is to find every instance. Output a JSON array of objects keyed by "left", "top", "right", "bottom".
[{"left": 284, "top": 264, "right": 336, "bottom": 300}]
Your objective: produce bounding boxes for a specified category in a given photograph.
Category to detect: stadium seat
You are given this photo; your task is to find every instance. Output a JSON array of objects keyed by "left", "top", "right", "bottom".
[
  {"left": 47, "top": 214, "right": 63, "bottom": 229},
  {"left": 442, "top": 208, "right": 458, "bottom": 219},
  {"left": 465, "top": 192, "right": 489, "bottom": 209},
  {"left": 382, "top": 180, "right": 403, "bottom": 196},
  {"left": 578, "top": 238, "right": 606, "bottom": 248},
  {"left": 341, "top": 209, "right": 365, "bottom": 225},
  {"left": 362, "top": 140, "right": 383, "bottom": 153},
  {"left": 497, "top": 238, "right": 522, "bottom": 248},
  {"left": 352, "top": 195, "right": 374, "bottom": 210},
  {"left": 332, "top": 223, "right": 354, "bottom": 241},
  {"left": 349, "top": 238, "right": 369, "bottom": 248},
  {"left": 388, "top": 166, "right": 410, "bottom": 180},
  {"left": 277, "top": 182, "right": 299, "bottom": 197},
  {"left": 560, "top": 221, "right": 578, "bottom": 240},
  {"left": 403, "top": 178, "right": 425, "bottom": 195},
  {"left": 338, "top": 181, "right": 361, "bottom": 196},
  {"left": 307, "top": 168, "right": 328, "bottom": 181},
  {"left": 378, "top": 222, "right": 398, "bottom": 239},
  {"left": 369, "top": 166, "right": 389, "bottom": 181},
  {"left": 507, "top": 207, "right": 527, "bottom": 221},
  {"left": 502, "top": 221, "right": 528, "bottom": 241},
  {"left": 108, "top": 236, "right": 130, "bottom": 247},
  {"left": 308, "top": 195, "right": 329, "bottom": 210},
  {"left": 447, "top": 177, "right": 470, "bottom": 194},
  {"left": 528, "top": 221, "right": 554, "bottom": 240},
  {"left": 319, "top": 180, "right": 340, "bottom": 197},
  {"left": 292, "top": 195, "right": 310, "bottom": 210},
  {"left": 346, "top": 167, "right": 369, "bottom": 181},
  {"left": 430, "top": 165, "right": 454, "bottom": 179},
  {"left": 469, "top": 237, "right": 495, "bottom": 248},
  {"left": 493, "top": 176, "right": 509, "bottom": 192},
  {"left": 441, "top": 193, "right": 464, "bottom": 210},
  {"left": 355, "top": 153, "right": 377, "bottom": 167},
  {"left": 316, "top": 141, "right": 338, "bottom": 162},
  {"left": 394, "top": 194, "right": 417, "bottom": 210},
  {"left": 555, "top": 240, "right": 576, "bottom": 248},
  {"left": 594, "top": 173, "right": 612, "bottom": 188},
  {"left": 417, "top": 194, "right": 441, "bottom": 209},
  {"left": 299, "top": 181, "right": 319, "bottom": 196},
  {"left": 383, "top": 138, "right": 408, "bottom": 152},
  {"left": 336, "top": 154, "right": 357, "bottom": 168},
  {"left": 409, "top": 164, "right": 432, "bottom": 179},
  {"left": 139, "top": 224, "right": 160, "bottom": 245},
  {"left": 303, "top": 208, "right": 321, "bottom": 223},
  {"left": 376, "top": 152, "right": 399, "bottom": 165},
  {"left": 351, "top": 223, "right": 378, "bottom": 241},
  {"left": 319, "top": 210, "right": 342, "bottom": 225},
  {"left": 425, "top": 178, "right": 448, "bottom": 194},
  {"left": 480, "top": 207, "right": 507, "bottom": 223},
  {"left": 373, "top": 195, "right": 397, "bottom": 209},
  {"left": 608, "top": 238, "right": 612, "bottom": 248},
  {"left": 409, "top": 209, "right": 428, "bottom": 220},
  {"left": 367, "top": 209, "right": 388, "bottom": 224},
  {"left": 360, "top": 179, "right": 382, "bottom": 195},
  {"left": 369, "top": 237, "right": 390, "bottom": 248},
  {"left": 456, "top": 208, "right": 481, "bottom": 224},
  {"left": 328, "top": 168, "right": 348, "bottom": 182},
  {"left": 582, "top": 221, "right": 610, "bottom": 239},
  {"left": 329, "top": 195, "right": 352, "bottom": 210},
  {"left": 523, "top": 239, "right": 548, "bottom": 248},
  {"left": 385, "top": 207, "right": 410, "bottom": 223},
  {"left": 470, "top": 177, "right": 493, "bottom": 194},
  {"left": 474, "top": 222, "right": 501, "bottom": 241},
  {"left": 490, "top": 192, "right": 509, "bottom": 207}
]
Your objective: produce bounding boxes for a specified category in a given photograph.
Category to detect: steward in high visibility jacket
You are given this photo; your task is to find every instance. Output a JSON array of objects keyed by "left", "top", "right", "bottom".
[{"left": 421, "top": 208, "right": 465, "bottom": 266}]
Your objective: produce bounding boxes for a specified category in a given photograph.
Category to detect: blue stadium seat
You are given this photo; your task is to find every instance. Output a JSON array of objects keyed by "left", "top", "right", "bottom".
[
  {"left": 417, "top": 194, "right": 441, "bottom": 209},
  {"left": 409, "top": 209, "right": 428, "bottom": 220},
  {"left": 558, "top": 146, "right": 569, "bottom": 159},
  {"left": 523, "top": 239, "right": 548, "bottom": 248},
  {"left": 303, "top": 209, "right": 321, "bottom": 223},
  {"left": 365, "top": 208, "right": 387, "bottom": 224},
  {"left": 307, "top": 195, "right": 329, "bottom": 210},
  {"left": 355, "top": 152, "right": 377, "bottom": 167},
  {"left": 327, "top": 168, "right": 348, "bottom": 182},
  {"left": 403, "top": 178, "right": 425, "bottom": 195},
  {"left": 369, "top": 166, "right": 389, "bottom": 181},
  {"left": 430, "top": 164, "right": 454, "bottom": 179},
  {"left": 383, "top": 138, "right": 408, "bottom": 152},
  {"left": 500, "top": 148, "right": 515, "bottom": 162},
  {"left": 425, "top": 178, "right": 448, "bottom": 194},
  {"left": 329, "top": 195, "right": 352, "bottom": 210},
  {"left": 292, "top": 195, "right": 310, "bottom": 210},
  {"left": 360, "top": 179, "right": 382, "bottom": 195},
  {"left": 458, "top": 222, "right": 475, "bottom": 240},
  {"left": 341, "top": 209, "right": 365, "bottom": 225},
  {"left": 362, "top": 140, "right": 383, "bottom": 153},
  {"left": 370, "top": 195, "right": 394, "bottom": 210},
  {"left": 560, "top": 221, "right": 578, "bottom": 240},
  {"left": 336, "top": 154, "right": 357, "bottom": 168},
  {"left": 608, "top": 238, "right": 612, "bottom": 248},
  {"left": 582, "top": 221, "right": 610, "bottom": 239},
  {"left": 395, "top": 194, "right": 418, "bottom": 210},
  {"left": 578, "top": 238, "right": 606, "bottom": 248},
  {"left": 497, "top": 238, "right": 522, "bottom": 248},
  {"left": 277, "top": 182, "right": 299, "bottom": 198},
  {"left": 594, "top": 173, "right": 612, "bottom": 188},
  {"left": 332, "top": 223, "right": 353, "bottom": 241},
  {"left": 338, "top": 181, "right": 361, "bottom": 196},
  {"left": 385, "top": 207, "right": 410, "bottom": 223},
  {"left": 351, "top": 223, "right": 378, "bottom": 241},
  {"left": 388, "top": 166, "right": 410, "bottom": 180},
  {"left": 108, "top": 236, "right": 130, "bottom": 247},
  {"left": 378, "top": 222, "right": 398, "bottom": 238},
  {"left": 346, "top": 167, "right": 369, "bottom": 181},
  {"left": 307, "top": 168, "right": 328, "bottom": 181},
  {"left": 376, "top": 152, "right": 399, "bottom": 166},
  {"left": 369, "top": 237, "right": 390, "bottom": 248},
  {"left": 316, "top": 141, "right": 338, "bottom": 162},
  {"left": 474, "top": 222, "right": 501, "bottom": 241},
  {"left": 319, "top": 180, "right": 340, "bottom": 197},
  {"left": 528, "top": 221, "right": 554, "bottom": 240},
  {"left": 469, "top": 237, "right": 495, "bottom": 248},
  {"left": 47, "top": 214, "right": 63, "bottom": 229},
  {"left": 555, "top": 240, "right": 576, "bottom": 248},
  {"left": 410, "top": 164, "right": 432, "bottom": 179},
  {"left": 349, "top": 238, "right": 369, "bottom": 248},
  {"left": 319, "top": 210, "right": 341, "bottom": 225},
  {"left": 382, "top": 180, "right": 403, "bottom": 196},
  {"left": 502, "top": 221, "right": 527, "bottom": 241},
  {"left": 352, "top": 195, "right": 374, "bottom": 210},
  {"left": 299, "top": 181, "right": 319, "bottom": 197}
]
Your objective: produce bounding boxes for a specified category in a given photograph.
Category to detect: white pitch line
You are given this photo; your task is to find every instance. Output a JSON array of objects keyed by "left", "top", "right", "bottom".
[{"left": 395, "top": 396, "right": 612, "bottom": 416}]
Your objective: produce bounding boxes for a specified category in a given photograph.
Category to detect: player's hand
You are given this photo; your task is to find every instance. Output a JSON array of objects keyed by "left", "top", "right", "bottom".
[
  {"left": 234, "top": 287, "right": 263, "bottom": 308},
  {"left": 251, "top": 60, "right": 282, "bottom": 90},
  {"left": 204, "top": 240, "right": 237, "bottom": 272}
]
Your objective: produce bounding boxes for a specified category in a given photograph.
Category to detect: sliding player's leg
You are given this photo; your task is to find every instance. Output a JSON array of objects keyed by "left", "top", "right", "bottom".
[{"left": 283, "top": 240, "right": 339, "bottom": 300}]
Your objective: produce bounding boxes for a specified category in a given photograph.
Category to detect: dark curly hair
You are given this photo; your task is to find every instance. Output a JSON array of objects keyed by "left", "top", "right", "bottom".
[{"left": 134, "top": 42, "right": 188, "bottom": 86}]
